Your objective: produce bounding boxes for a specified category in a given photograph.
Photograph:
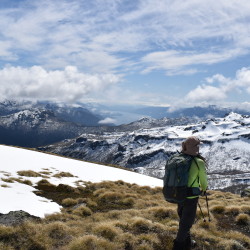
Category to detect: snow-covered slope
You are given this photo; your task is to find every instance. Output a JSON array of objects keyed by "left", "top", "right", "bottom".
[{"left": 0, "top": 145, "right": 162, "bottom": 218}]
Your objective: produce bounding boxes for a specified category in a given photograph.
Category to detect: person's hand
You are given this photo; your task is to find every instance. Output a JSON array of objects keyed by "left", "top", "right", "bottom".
[{"left": 201, "top": 191, "right": 207, "bottom": 196}]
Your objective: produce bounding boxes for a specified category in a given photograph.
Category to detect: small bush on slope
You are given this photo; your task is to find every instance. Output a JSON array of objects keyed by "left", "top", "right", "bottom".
[{"left": 0, "top": 180, "right": 249, "bottom": 250}]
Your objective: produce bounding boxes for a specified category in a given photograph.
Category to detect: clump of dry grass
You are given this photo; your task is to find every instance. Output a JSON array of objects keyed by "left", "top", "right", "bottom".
[
  {"left": 72, "top": 206, "right": 92, "bottom": 217},
  {"left": 225, "top": 205, "right": 241, "bottom": 216},
  {"left": 36, "top": 179, "right": 56, "bottom": 192},
  {"left": 92, "top": 223, "right": 122, "bottom": 241},
  {"left": 1, "top": 178, "right": 15, "bottom": 183},
  {"left": 61, "top": 198, "right": 78, "bottom": 207},
  {"left": 1, "top": 184, "right": 10, "bottom": 188},
  {"left": 45, "top": 222, "right": 72, "bottom": 248},
  {"left": 1, "top": 177, "right": 33, "bottom": 186},
  {"left": 68, "top": 235, "right": 119, "bottom": 250},
  {"left": 210, "top": 204, "right": 225, "bottom": 214},
  {"left": 0, "top": 225, "right": 16, "bottom": 243},
  {"left": 17, "top": 170, "right": 42, "bottom": 177},
  {"left": 235, "top": 213, "right": 250, "bottom": 226},
  {"left": 146, "top": 206, "right": 177, "bottom": 221},
  {"left": 240, "top": 205, "right": 250, "bottom": 215},
  {"left": 217, "top": 239, "right": 246, "bottom": 250},
  {"left": 53, "top": 172, "right": 75, "bottom": 178}
]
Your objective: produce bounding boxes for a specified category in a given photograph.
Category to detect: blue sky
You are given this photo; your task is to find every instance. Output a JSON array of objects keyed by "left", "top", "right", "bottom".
[{"left": 0, "top": 0, "right": 250, "bottom": 109}]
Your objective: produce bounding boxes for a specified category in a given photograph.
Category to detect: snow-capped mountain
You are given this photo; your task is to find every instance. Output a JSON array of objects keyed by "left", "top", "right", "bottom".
[
  {"left": 0, "top": 109, "right": 87, "bottom": 147},
  {"left": 0, "top": 100, "right": 106, "bottom": 147},
  {"left": 0, "top": 100, "right": 103, "bottom": 126},
  {"left": 0, "top": 145, "right": 162, "bottom": 217},
  {"left": 40, "top": 112, "right": 250, "bottom": 192}
]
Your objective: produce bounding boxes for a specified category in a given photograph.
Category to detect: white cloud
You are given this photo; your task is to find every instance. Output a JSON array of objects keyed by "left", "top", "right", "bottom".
[
  {"left": 185, "top": 67, "right": 250, "bottom": 103},
  {"left": 186, "top": 85, "right": 227, "bottom": 102},
  {"left": 0, "top": 66, "right": 120, "bottom": 102},
  {"left": 0, "top": 0, "right": 250, "bottom": 75},
  {"left": 98, "top": 117, "right": 116, "bottom": 125},
  {"left": 141, "top": 48, "right": 245, "bottom": 75}
]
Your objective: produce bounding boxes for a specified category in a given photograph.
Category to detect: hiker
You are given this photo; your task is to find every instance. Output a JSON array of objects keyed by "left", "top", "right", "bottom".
[{"left": 163, "top": 136, "right": 208, "bottom": 250}]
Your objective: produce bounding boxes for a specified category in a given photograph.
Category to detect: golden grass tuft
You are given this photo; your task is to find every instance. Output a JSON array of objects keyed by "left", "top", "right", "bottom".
[
  {"left": 217, "top": 239, "right": 246, "bottom": 250},
  {"left": 225, "top": 205, "right": 241, "bottom": 215},
  {"left": 68, "top": 235, "right": 120, "bottom": 250},
  {"left": 72, "top": 206, "right": 93, "bottom": 217},
  {"left": 53, "top": 172, "right": 75, "bottom": 178},
  {"left": 1, "top": 177, "right": 33, "bottom": 186},
  {"left": 92, "top": 223, "right": 122, "bottom": 241},
  {"left": 235, "top": 213, "right": 250, "bottom": 226},
  {"left": 0, "top": 225, "right": 16, "bottom": 242},
  {"left": 146, "top": 206, "right": 176, "bottom": 220},
  {"left": 240, "top": 205, "right": 250, "bottom": 215},
  {"left": 1, "top": 184, "right": 10, "bottom": 188},
  {"left": 130, "top": 217, "right": 155, "bottom": 234},
  {"left": 61, "top": 198, "right": 78, "bottom": 207},
  {"left": 17, "top": 170, "right": 42, "bottom": 177},
  {"left": 210, "top": 204, "right": 225, "bottom": 214},
  {"left": 97, "top": 191, "right": 134, "bottom": 209},
  {"left": 45, "top": 221, "right": 72, "bottom": 247}
]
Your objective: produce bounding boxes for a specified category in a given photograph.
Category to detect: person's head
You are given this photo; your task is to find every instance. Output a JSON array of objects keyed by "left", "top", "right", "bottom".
[{"left": 181, "top": 136, "right": 202, "bottom": 156}]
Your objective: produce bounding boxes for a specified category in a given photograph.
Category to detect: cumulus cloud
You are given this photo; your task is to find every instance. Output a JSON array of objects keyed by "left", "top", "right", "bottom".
[
  {"left": 0, "top": 66, "right": 120, "bottom": 102},
  {"left": 186, "top": 85, "right": 227, "bottom": 102},
  {"left": 185, "top": 67, "right": 250, "bottom": 103},
  {"left": 98, "top": 117, "right": 116, "bottom": 125}
]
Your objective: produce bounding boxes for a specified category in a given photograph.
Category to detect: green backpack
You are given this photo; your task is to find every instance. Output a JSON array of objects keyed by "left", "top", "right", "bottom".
[{"left": 162, "top": 152, "right": 201, "bottom": 203}]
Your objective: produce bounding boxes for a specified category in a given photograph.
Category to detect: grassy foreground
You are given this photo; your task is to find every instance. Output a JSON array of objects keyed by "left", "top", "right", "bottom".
[{"left": 0, "top": 179, "right": 249, "bottom": 250}]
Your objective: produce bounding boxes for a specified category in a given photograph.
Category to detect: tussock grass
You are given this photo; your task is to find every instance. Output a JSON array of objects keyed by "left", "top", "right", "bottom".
[
  {"left": 1, "top": 180, "right": 249, "bottom": 250},
  {"left": 61, "top": 198, "right": 78, "bottom": 207},
  {"left": 92, "top": 223, "right": 122, "bottom": 241},
  {"left": 225, "top": 205, "right": 241, "bottom": 216},
  {"left": 17, "top": 170, "right": 42, "bottom": 177},
  {"left": 210, "top": 204, "right": 225, "bottom": 214},
  {"left": 68, "top": 235, "right": 119, "bottom": 250},
  {"left": 53, "top": 172, "right": 75, "bottom": 178},
  {"left": 217, "top": 239, "right": 246, "bottom": 250},
  {"left": 240, "top": 205, "right": 250, "bottom": 215},
  {"left": 235, "top": 214, "right": 250, "bottom": 226},
  {"left": 1, "top": 177, "right": 33, "bottom": 186},
  {"left": 1, "top": 184, "right": 10, "bottom": 188},
  {"left": 72, "top": 206, "right": 93, "bottom": 217}
]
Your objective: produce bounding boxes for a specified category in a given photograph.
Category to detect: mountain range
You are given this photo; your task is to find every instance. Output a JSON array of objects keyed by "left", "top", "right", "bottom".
[
  {"left": 38, "top": 112, "right": 250, "bottom": 193},
  {"left": 0, "top": 100, "right": 249, "bottom": 194}
]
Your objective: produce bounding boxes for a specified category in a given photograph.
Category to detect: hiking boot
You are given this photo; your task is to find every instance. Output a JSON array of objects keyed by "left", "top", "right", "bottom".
[
  {"left": 172, "top": 239, "right": 186, "bottom": 250},
  {"left": 185, "top": 236, "right": 196, "bottom": 249}
]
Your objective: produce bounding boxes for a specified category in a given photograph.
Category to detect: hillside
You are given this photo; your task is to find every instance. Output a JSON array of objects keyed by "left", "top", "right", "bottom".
[
  {"left": 0, "top": 145, "right": 162, "bottom": 217},
  {"left": 0, "top": 145, "right": 249, "bottom": 249},
  {"left": 40, "top": 112, "right": 250, "bottom": 193}
]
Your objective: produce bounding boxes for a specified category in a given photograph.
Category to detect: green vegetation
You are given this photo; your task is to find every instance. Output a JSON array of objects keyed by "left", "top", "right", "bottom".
[{"left": 0, "top": 181, "right": 249, "bottom": 250}]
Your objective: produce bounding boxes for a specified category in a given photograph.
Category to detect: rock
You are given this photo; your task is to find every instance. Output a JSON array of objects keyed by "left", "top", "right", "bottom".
[
  {"left": 240, "top": 189, "right": 250, "bottom": 198},
  {"left": 0, "top": 210, "right": 41, "bottom": 226}
]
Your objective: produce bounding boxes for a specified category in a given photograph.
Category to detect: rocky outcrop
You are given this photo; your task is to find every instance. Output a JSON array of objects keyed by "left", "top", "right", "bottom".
[
  {"left": 241, "top": 189, "right": 250, "bottom": 198},
  {"left": 0, "top": 210, "right": 41, "bottom": 226}
]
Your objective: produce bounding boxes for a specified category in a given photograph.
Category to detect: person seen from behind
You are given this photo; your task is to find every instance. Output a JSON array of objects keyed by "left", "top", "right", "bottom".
[{"left": 173, "top": 136, "right": 208, "bottom": 250}]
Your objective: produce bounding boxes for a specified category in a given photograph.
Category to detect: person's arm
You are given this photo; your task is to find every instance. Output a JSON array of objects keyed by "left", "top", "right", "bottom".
[{"left": 198, "top": 160, "right": 207, "bottom": 191}]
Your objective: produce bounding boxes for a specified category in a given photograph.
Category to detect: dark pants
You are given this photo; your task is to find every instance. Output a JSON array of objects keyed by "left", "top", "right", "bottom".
[{"left": 176, "top": 197, "right": 198, "bottom": 242}]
